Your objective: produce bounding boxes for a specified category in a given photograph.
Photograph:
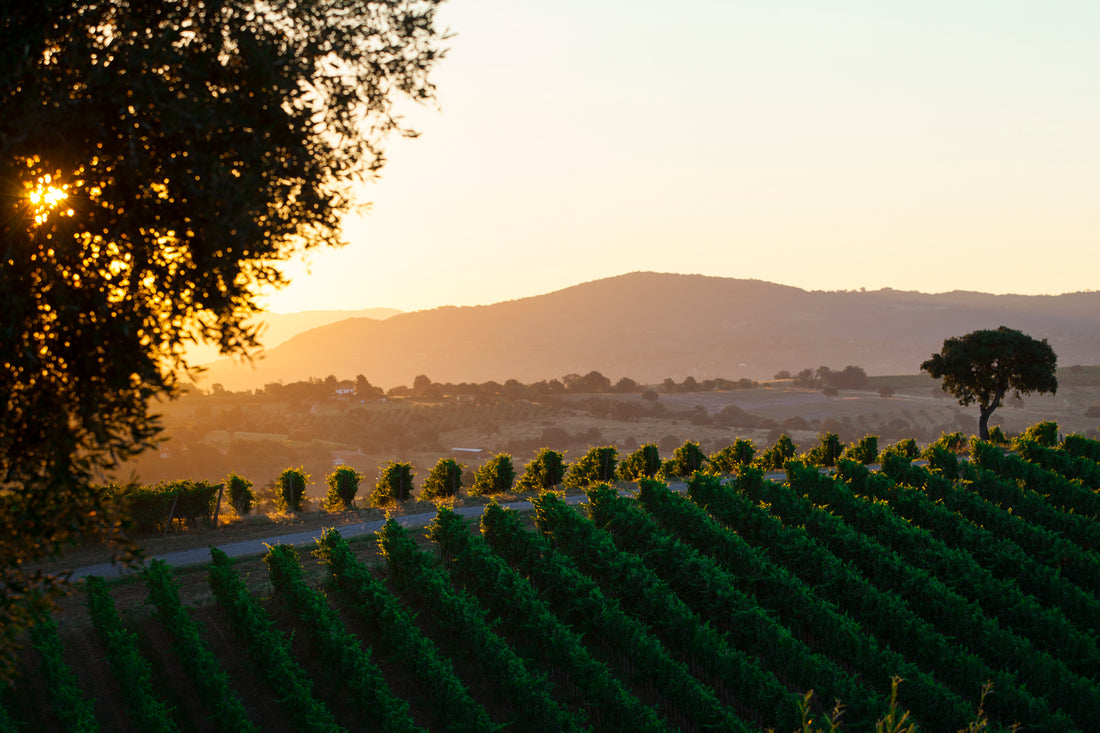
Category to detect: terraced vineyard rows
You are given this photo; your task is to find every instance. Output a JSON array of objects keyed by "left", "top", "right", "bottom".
[{"left": 3, "top": 434, "right": 1099, "bottom": 731}]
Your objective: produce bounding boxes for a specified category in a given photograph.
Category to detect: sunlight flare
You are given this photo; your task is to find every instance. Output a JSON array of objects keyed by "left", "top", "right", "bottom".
[{"left": 26, "top": 174, "right": 73, "bottom": 225}]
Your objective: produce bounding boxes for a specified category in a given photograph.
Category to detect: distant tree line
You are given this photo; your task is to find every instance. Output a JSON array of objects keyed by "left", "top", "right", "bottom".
[
  {"left": 774, "top": 365, "right": 869, "bottom": 390},
  {"left": 205, "top": 370, "right": 762, "bottom": 402}
]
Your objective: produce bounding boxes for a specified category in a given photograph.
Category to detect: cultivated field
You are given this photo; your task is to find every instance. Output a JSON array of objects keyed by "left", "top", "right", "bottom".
[{"left": 6, "top": 432, "right": 1100, "bottom": 732}]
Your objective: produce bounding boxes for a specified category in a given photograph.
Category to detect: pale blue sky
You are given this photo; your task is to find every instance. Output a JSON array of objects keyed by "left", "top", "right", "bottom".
[{"left": 265, "top": 0, "right": 1100, "bottom": 313}]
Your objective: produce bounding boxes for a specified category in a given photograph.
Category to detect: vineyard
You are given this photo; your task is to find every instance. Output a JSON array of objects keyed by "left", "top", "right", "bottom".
[{"left": 4, "top": 432, "right": 1100, "bottom": 732}]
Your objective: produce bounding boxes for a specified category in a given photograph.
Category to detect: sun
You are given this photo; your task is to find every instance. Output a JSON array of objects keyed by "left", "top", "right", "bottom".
[{"left": 27, "top": 174, "right": 73, "bottom": 225}]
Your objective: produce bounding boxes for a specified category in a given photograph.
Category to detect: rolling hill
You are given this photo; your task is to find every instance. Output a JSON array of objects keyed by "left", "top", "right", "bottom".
[{"left": 198, "top": 272, "right": 1100, "bottom": 391}]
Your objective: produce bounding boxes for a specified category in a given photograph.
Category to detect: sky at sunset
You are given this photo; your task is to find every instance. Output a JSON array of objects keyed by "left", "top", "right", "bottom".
[{"left": 264, "top": 0, "right": 1100, "bottom": 314}]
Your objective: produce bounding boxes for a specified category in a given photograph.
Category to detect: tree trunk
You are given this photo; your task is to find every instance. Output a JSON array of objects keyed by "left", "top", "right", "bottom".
[
  {"left": 978, "top": 392, "right": 1004, "bottom": 441},
  {"left": 978, "top": 407, "right": 992, "bottom": 441}
]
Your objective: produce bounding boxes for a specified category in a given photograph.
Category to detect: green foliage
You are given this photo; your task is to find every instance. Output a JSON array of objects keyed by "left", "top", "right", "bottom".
[
  {"left": 0, "top": 0, "right": 445, "bottom": 674},
  {"left": 86, "top": 576, "right": 180, "bottom": 732},
  {"left": 421, "top": 458, "right": 463, "bottom": 500},
  {"left": 804, "top": 433, "right": 844, "bottom": 467},
  {"left": 924, "top": 432, "right": 968, "bottom": 456},
  {"left": 470, "top": 453, "right": 515, "bottom": 496},
  {"left": 924, "top": 445, "right": 960, "bottom": 480},
  {"left": 564, "top": 446, "right": 619, "bottom": 488},
  {"left": 842, "top": 435, "right": 879, "bottom": 465},
  {"left": 431, "top": 507, "right": 666, "bottom": 732},
  {"left": 881, "top": 438, "right": 919, "bottom": 461},
  {"left": 921, "top": 327, "right": 1058, "bottom": 439},
  {"left": 534, "top": 488, "right": 798, "bottom": 730},
  {"left": 1014, "top": 421, "right": 1059, "bottom": 449},
  {"left": 107, "top": 480, "right": 221, "bottom": 533},
  {"left": 324, "top": 466, "right": 362, "bottom": 511},
  {"left": 1063, "top": 433, "right": 1100, "bottom": 461},
  {"left": 13, "top": 428, "right": 1100, "bottom": 730},
  {"left": 617, "top": 443, "right": 662, "bottom": 481},
  {"left": 987, "top": 425, "right": 1009, "bottom": 445},
  {"left": 225, "top": 473, "right": 255, "bottom": 517},
  {"left": 208, "top": 549, "right": 342, "bottom": 732},
  {"left": 29, "top": 616, "right": 100, "bottom": 733},
  {"left": 757, "top": 433, "right": 797, "bottom": 471},
  {"left": 516, "top": 448, "right": 567, "bottom": 492},
  {"left": 144, "top": 560, "right": 257, "bottom": 733},
  {"left": 585, "top": 483, "right": 878, "bottom": 728},
  {"left": 385, "top": 513, "right": 580, "bottom": 731},
  {"left": 274, "top": 467, "right": 309, "bottom": 514},
  {"left": 659, "top": 440, "right": 707, "bottom": 479},
  {"left": 317, "top": 528, "right": 495, "bottom": 732},
  {"left": 710, "top": 439, "right": 757, "bottom": 474},
  {"left": 263, "top": 544, "right": 420, "bottom": 732},
  {"left": 372, "top": 461, "right": 415, "bottom": 506},
  {"left": 479, "top": 499, "right": 742, "bottom": 732}
]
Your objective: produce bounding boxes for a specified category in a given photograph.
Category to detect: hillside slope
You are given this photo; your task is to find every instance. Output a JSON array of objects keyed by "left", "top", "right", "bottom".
[
  {"left": 9, "top": 436, "right": 1100, "bottom": 732},
  {"left": 199, "top": 271, "right": 1100, "bottom": 390}
]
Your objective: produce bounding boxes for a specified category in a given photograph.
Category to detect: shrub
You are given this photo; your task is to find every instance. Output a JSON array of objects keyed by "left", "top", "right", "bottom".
[
  {"left": 841, "top": 435, "right": 878, "bottom": 465},
  {"left": 925, "top": 445, "right": 960, "bottom": 480},
  {"left": 1014, "top": 421, "right": 1059, "bottom": 449},
  {"left": 923, "top": 432, "right": 968, "bottom": 457},
  {"left": 225, "top": 473, "right": 255, "bottom": 517},
  {"left": 564, "top": 446, "right": 618, "bottom": 489},
  {"left": 756, "top": 433, "right": 796, "bottom": 471},
  {"left": 516, "top": 448, "right": 567, "bottom": 492},
  {"left": 470, "top": 454, "right": 515, "bottom": 496},
  {"left": 709, "top": 439, "right": 756, "bottom": 474},
  {"left": 324, "top": 466, "right": 362, "bottom": 511},
  {"left": 805, "top": 433, "right": 843, "bottom": 467},
  {"left": 422, "top": 458, "right": 463, "bottom": 500},
  {"left": 881, "top": 438, "right": 919, "bottom": 461},
  {"left": 274, "top": 467, "right": 309, "bottom": 514},
  {"left": 618, "top": 443, "right": 661, "bottom": 481},
  {"left": 107, "top": 480, "right": 221, "bottom": 533},
  {"left": 371, "top": 462, "right": 415, "bottom": 506},
  {"left": 658, "top": 440, "right": 707, "bottom": 480}
]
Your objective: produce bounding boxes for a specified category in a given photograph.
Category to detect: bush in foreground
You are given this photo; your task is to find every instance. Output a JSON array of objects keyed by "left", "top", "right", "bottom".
[
  {"left": 470, "top": 454, "right": 515, "bottom": 496},
  {"left": 274, "top": 467, "right": 309, "bottom": 514},
  {"left": 372, "top": 462, "right": 415, "bottom": 507},
  {"left": 324, "top": 466, "right": 362, "bottom": 511}
]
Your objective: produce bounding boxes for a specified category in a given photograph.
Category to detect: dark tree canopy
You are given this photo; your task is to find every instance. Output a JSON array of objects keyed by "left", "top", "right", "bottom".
[
  {"left": 921, "top": 326, "right": 1057, "bottom": 440},
  {"left": 0, "top": 0, "right": 444, "bottom": 676}
]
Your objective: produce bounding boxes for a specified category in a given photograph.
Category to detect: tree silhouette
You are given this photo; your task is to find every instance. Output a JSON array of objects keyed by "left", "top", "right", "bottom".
[
  {"left": 0, "top": 0, "right": 444, "bottom": 676},
  {"left": 921, "top": 327, "right": 1057, "bottom": 440}
]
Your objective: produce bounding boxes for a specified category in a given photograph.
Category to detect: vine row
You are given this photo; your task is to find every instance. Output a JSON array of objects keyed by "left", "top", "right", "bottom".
[
  {"left": 687, "top": 469, "right": 1074, "bottom": 732},
  {"left": 633, "top": 476, "right": 974, "bottom": 732},
  {"left": 314, "top": 529, "right": 496, "bottom": 733},
  {"left": 424, "top": 509, "right": 667, "bottom": 733},
  {"left": 475, "top": 501, "right": 749, "bottom": 733},
  {"left": 529, "top": 489, "right": 802, "bottom": 731},
  {"left": 584, "top": 481, "right": 886, "bottom": 728},
  {"left": 143, "top": 559, "right": 257, "bottom": 733},
  {"left": 262, "top": 544, "right": 423, "bottom": 733},
  {"left": 207, "top": 548, "right": 344, "bottom": 733},
  {"left": 374, "top": 518, "right": 584, "bottom": 732},
  {"left": 85, "top": 575, "right": 180, "bottom": 733},
  {"left": 28, "top": 615, "right": 99, "bottom": 733}
]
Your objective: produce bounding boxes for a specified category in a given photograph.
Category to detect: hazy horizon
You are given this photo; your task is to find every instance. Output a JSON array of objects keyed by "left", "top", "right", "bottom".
[
  {"left": 260, "top": 1, "right": 1100, "bottom": 314},
  {"left": 262, "top": 271, "right": 1098, "bottom": 316}
]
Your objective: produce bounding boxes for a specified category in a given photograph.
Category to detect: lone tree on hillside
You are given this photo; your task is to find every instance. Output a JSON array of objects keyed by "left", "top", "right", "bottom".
[
  {"left": 921, "top": 327, "right": 1057, "bottom": 441},
  {"left": 0, "top": 0, "right": 445, "bottom": 678}
]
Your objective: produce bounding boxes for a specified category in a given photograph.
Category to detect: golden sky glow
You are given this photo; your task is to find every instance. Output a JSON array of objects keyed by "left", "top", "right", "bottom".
[{"left": 264, "top": 0, "right": 1100, "bottom": 314}]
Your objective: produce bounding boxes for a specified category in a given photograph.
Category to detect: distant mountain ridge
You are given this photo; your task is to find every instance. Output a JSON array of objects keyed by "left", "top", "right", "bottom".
[
  {"left": 198, "top": 272, "right": 1100, "bottom": 390},
  {"left": 184, "top": 307, "right": 402, "bottom": 366}
]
